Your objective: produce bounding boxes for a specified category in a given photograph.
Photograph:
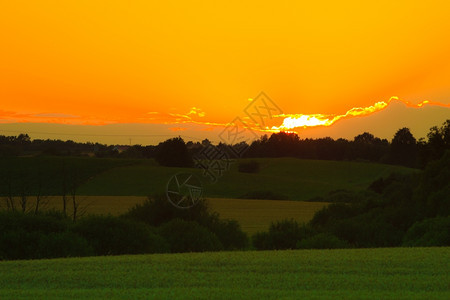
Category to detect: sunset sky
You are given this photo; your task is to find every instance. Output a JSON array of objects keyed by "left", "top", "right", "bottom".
[{"left": 1, "top": 1, "right": 449, "bottom": 144}]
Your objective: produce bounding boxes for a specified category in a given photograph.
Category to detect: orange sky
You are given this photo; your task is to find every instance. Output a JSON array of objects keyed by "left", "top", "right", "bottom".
[{"left": 1, "top": 1, "right": 450, "bottom": 143}]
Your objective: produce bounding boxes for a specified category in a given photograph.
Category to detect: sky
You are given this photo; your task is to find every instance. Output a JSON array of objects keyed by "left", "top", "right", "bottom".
[{"left": 1, "top": 1, "right": 450, "bottom": 144}]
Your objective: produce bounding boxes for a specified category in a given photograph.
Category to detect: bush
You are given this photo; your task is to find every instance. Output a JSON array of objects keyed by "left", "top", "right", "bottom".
[
  {"left": 309, "top": 203, "right": 358, "bottom": 229},
  {"left": 238, "top": 160, "right": 260, "bottom": 173},
  {"left": 0, "top": 211, "right": 92, "bottom": 260},
  {"left": 330, "top": 210, "right": 403, "bottom": 247},
  {"left": 125, "top": 195, "right": 248, "bottom": 250},
  {"left": 124, "top": 196, "right": 211, "bottom": 227},
  {"left": 252, "top": 219, "right": 310, "bottom": 250},
  {"left": 73, "top": 215, "right": 169, "bottom": 255},
  {"left": 403, "top": 216, "right": 450, "bottom": 247},
  {"left": 252, "top": 232, "right": 271, "bottom": 250},
  {"left": 0, "top": 229, "right": 42, "bottom": 260},
  {"left": 205, "top": 218, "right": 248, "bottom": 250},
  {"left": 158, "top": 219, "right": 223, "bottom": 253},
  {"left": 297, "top": 233, "right": 350, "bottom": 249},
  {"left": 0, "top": 210, "right": 69, "bottom": 234},
  {"left": 37, "top": 231, "right": 93, "bottom": 258}
]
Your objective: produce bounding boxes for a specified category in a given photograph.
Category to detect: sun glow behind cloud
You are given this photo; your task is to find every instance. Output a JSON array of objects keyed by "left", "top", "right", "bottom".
[{"left": 271, "top": 97, "right": 450, "bottom": 131}]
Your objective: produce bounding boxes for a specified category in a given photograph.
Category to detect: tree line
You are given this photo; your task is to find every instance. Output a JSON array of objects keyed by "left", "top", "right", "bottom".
[
  {"left": 154, "top": 119, "right": 450, "bottom": 169},
  {"left": 1, "top": 120, "right": 449, "bottom": 169}
]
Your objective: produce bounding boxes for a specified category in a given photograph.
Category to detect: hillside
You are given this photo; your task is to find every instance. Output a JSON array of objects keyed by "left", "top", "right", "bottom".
[{"left": 77, "top": 157, "right": 416, "bottom": 200}]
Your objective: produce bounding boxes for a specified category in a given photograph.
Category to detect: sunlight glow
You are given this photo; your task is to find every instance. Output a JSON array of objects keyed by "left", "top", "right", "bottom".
[{"left": 272, "top": 97, "right": 450, "bottom": 131}]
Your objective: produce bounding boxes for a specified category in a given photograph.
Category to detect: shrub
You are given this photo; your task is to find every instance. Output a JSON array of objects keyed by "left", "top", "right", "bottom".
[
  {"left": 403, "top": 216, "right": 450, "bottom": 247},
  {"left": 158, "top": 219, "right": 223, "bottom": 253},
  {"left": 73, "top": 215, "right": 169, "bottom": 255},
  {"left": 125, "top": 195, "right": 248, "bottom": 250},
  {"left": 252, "top": 232, "right": 271, "bottom": 250},
  {"left": 124, "top": 196, "right": 211, "bottom": 227},
  {"left": 252, "top": 219, "right": 310, "bottom": 250},
  {"left": 297, "top": 233, "right": 350, "bottom": 249},
  {"left": 309, "top": 203, "right": 358, "bottom": 229},
  {"left": 205, "top": 217, "right": 248, "bottom": 250},
  {"left": 0, "top": 229, "right": 42, "bottom": 260},
  {"left": 238, "top": 160, "right": 260, "bottom": 173},
  {"left": 330, "top": 210, "right": 403, "bottom": 247},
  {"left": 37, "top": 232, "right": 93, "bottom": 258},
  {"left": 0, "top": 211, "right": 92, "bottom": 260},
  {"left": 0, "top": 210, "right": 69, "bottom": 234}
]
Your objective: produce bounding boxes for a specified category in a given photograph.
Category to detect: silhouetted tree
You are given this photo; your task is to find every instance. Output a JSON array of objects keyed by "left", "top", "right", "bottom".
[
  {"left": 390, "top": 128, "right": 418, "bottom": 167},
  {"left": 155, "top": 137, "right": 193, "bottom": 167}
]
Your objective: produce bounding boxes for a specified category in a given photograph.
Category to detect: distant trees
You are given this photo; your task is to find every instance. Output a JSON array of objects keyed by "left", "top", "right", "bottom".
[
  {"left": 155, "top": 137, "right": 193, "bottom": 167},
  {"left": 353, "top": 132, "right": 389, "bottom": 162},
  {"left": 389, "top": 128, "right": 418, "bottom": 167},
  {"left": 418, "top": 120, "right": 450, "bottom": 167},
  {"left": 1, "top": 119, "right": 449, "bottom": 169}
]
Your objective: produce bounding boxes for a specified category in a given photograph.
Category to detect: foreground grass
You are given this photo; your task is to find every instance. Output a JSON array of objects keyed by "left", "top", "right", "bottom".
[{"left": 0, "top": 247, "right": 448, "bottom": 299}]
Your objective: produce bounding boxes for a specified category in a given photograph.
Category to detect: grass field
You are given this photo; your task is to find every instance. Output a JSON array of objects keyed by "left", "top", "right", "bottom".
[
  {"left": 0, "top": 247, "right": 448, "bottom": 299},
  {"left": 0, "top": 156, "right": 415, "bottom": 201},
  {"left": 18, "top": 196, "right": 328, "bottom": 234},
  {"left": 76, "top": 157, "right": 415, "bottom": 201}
]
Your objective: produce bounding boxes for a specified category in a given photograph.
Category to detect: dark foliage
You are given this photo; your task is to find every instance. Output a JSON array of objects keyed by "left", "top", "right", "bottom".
[
  {"left": 297, "top": 233, "right": 350, "bottom": 249},
  {"left": 402, "top": 216, "right": 450, "bottom": 247},
  {"left": 389, "top": 128, "right": 418, "bottom": 167},
  {"left": 73, "top": 215, "right": 169, "bottom": 255},
  {"left": 252, "top": 219, "right": 311, "bottom": 250},
  {"left": 124, "top": 195, "right": 248, "bottom": 250},
  {"left": 158, "top": 219, "right": 223, "bottom": 253},
  {"left": 252, "top": 150, "right": 449, "bottom": 249},
  {"left": 124, "top": 196, "right": 212, "bottom": 227},
  {"left": 155, "top": 137, "right": 193, "bottom": 167},
  {"left": 0, "top": 211, "right": 92, "bottom": 260}
]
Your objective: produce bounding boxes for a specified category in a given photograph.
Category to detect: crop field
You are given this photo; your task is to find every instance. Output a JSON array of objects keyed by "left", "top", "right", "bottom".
[
  {"left": 15, "top": 196, "right": 328, "bottom": 234},
  {"left": 0, "top": 247, "right": 448, "bottom": 299}
]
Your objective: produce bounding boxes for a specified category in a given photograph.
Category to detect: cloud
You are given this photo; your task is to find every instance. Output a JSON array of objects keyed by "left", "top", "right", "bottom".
[
  {"left": 33, "top": 113, "right": 80, "bottom": 118},
  {"left": 187, "top": 107, "right": 206, "bottom": 117},
  {"left": 169, "top": 127, "right": 188, "bottom": 132}
]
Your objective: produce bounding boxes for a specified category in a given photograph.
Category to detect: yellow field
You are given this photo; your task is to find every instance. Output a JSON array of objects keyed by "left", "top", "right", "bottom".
[
  {"left": 10, "top": 196, "right": 328, "bottom": 234},
  {"left": 207, "top": 198, "right": 328, "bottom": 234}
]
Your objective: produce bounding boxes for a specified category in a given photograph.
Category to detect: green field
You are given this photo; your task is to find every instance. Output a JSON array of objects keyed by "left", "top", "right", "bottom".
[
  {"left": 0, "top": 247, "right": 448, "bottom": 299},
  {"left": 0, "top": 156, "right": 415, "bottom": 201},
  {"left": 76, "top": 157, "right": 415, "bottom": 200}
]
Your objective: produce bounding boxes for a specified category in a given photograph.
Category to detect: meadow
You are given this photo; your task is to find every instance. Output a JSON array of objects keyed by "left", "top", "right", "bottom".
[
  {"left": 75, "top": 157, "right": 415, "bottom": 200},
  {"left": 0, "top": 156, "right": 415, "bottom": 200},
  {"left": 0, "top": 247, "right": 448, "bottom": 299}
]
